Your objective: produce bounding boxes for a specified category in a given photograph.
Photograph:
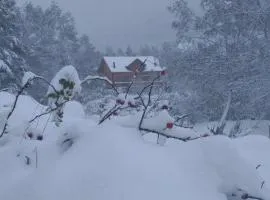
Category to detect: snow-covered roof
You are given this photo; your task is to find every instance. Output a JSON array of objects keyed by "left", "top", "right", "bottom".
[{"left": 103, "top": 56, "right": 164, "bottom": 72}]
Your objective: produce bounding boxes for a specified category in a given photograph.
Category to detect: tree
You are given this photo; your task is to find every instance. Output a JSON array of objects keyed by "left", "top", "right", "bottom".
[
  {"left": 125, "top": 45, "right": 134, "bottom": 56},
  {"left": 169, "top": 0, "right": 270, "bottom": 120},
  {"left": 105, "top": 46, "right": 116, "bottom": 56},
  {"left": 74, "top": 35, "right": 101, "bottom": 77},
  {"left": 0, "top": 0, "right": 27, "bottom": 88},
  {"left": 116, "top": 48, "right": 125, "bottom": 56},
  {"left": 18, "top": 2, "right": 101, "bottom": 100}
]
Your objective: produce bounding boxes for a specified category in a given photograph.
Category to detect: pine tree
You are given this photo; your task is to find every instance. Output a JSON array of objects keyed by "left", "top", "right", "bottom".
[
  {"left": 0, "top": 0, "right": 27, "bottom": 88},
  {"left": 125, "top": 45, "right": 134, "bottom": 56}
]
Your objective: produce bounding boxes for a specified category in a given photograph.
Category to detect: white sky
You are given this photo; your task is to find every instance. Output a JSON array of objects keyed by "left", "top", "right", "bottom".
[{"left": 17, "top": 0, "right": 201, "bottom": 51}]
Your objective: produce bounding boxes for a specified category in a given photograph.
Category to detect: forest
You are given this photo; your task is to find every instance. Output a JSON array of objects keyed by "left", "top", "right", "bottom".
[{"left": 1, "top": 1, "right": 270, "bottom": 200}]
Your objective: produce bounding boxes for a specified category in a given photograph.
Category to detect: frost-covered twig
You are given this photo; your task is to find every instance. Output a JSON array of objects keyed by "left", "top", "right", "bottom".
[
  {"left": 81, "top": 75, "right": 119, "bottom": 95},
  {"left": 138, "top": 76, "right": 156, "bottom": 129},
  {"left": 175, "top": 114, "right": 191, "bottom": 122},
  {"left": 139, "top": 127, "right": 202, "bottom": 142},
  {"left": 98, "top": 104, "right": 118, "bottom": 125},
  {"left": 29, "top": 100, "right": 69, "bottom": 124},
  {"left": 98, "top": 105, "right": 129, "bottom": 125},
  {"left": 125, "top": 80, "right": 134, "bottom": 99},
  {"left": 136, "top": 75, "right": 161, "bottom": 100}
]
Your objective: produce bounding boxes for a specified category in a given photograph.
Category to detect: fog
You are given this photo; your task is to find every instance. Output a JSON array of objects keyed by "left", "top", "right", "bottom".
[{"left": 17, "top": 0, "right": 201, "bottom": 50}]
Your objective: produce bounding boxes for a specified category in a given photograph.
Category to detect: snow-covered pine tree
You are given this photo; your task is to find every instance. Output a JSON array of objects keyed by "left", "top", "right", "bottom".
[{"left": 0, "top": 0, "right": 27, "bottom": 89}]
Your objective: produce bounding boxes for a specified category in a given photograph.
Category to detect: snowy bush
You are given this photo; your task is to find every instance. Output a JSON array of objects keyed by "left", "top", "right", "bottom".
[{"left": 47, "top": 65, "right": 81, "bottom": 126}]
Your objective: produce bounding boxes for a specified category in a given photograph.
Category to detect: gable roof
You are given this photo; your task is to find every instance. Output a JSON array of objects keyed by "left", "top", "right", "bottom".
[{"left": 103, "top": 56, "right": 164, "bottom": 73}]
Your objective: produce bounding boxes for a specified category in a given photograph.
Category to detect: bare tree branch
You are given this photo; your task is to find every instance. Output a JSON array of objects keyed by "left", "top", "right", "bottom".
[
  {"left": 29, "top": 100, "right": 69, "bottom": 124},
  {"left": 98, "top": 104, "right": 118, "bottom": 125},
  {"left": 0, "top": 81, "right": 31, "bottom": 137},
  {"left": 98, "top": 105, "right": 130, "bottom": 125},
  {"left": 125, "top": 80, "right": 134, "bottom": 99},
  {"left": 137, "top": 76, "right": 203, "bottom": 142},
  {"left": 139, "top": 127, "right": 202, "bottom": 142},
  {"left": 136, "top": 75, "right": 161, "bottom": 99}
]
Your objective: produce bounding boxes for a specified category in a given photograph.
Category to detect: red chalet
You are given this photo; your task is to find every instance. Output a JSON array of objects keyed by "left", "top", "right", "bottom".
[{"left": 98, "top": 56, "right": 166, "bottom": 88}]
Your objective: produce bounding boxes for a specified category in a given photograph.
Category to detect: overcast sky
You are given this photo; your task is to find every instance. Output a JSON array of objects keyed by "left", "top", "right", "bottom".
[{"left": 17, "top": 0, "right": 201, "bottom": 51}]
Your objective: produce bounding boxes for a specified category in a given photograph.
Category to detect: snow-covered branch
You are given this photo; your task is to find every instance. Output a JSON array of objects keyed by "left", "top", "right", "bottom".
[
  {"left": 0, "top": 72, "right": 58, "bottom": 138},
  {"left": 81, "top": 75, "right": 119, "bottom": 95}
]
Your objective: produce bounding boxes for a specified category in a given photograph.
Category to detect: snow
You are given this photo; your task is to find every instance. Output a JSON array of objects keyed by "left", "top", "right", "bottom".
[
  {"left": 195, "top": 120, "right": 270, "bottom": 138},
  {"left": 0, "top": 91, "right": 270, "bottom": 200},
  {"left": 143, "top": 110, "right": 174, "bottom": 131},
  {"left": 81, "top": 75, "right": 112, "bottom": 85},
  {"left": 0, "top": 92, "right": 49, "bottom": 139},
  {"left": 47, "top": 65, "right": 81, "bottom": 98},
  {"left": 63, "top": 101, "right": 85, "bottom": 123},
  {"left": 0, "top": 59, "right": 12, "bottom": 75},
  {"left": 22, "top": 71, "right": 39, "bottom": 86},
  {"left": 104, "top": 56, "right": 165, "bottom": 72}
]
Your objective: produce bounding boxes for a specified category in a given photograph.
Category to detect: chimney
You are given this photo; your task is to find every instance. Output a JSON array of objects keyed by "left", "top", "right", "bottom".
[{"left": 113, "top": 62, "right": 116, "bottom": 68}]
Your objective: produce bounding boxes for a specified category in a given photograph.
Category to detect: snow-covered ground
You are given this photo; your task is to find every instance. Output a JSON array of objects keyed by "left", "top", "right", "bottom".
[{"left": 1, "top": 91, "right": 270, "bottom": 200}]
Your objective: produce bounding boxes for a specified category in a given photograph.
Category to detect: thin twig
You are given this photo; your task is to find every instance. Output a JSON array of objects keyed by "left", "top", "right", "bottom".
[
  {"left": 125, "top": 80, "right": 134, "bottom": 99},
  {"left": 137, "top": 76, "right": 202, "bottom": 142},
  {"left": 136, "top": 75, "right": 161, "bottom": 99},
  {"left": 139, "top": 127, "right": 202, "bottom": 142},
  {"left": 98, "top": 104, "right": 118, "bottom": 125},
  {"left": 175, "top": 114, "right": 191, "bottom": 122},
  {"left": 0, "top": 82, "right": 30, "bottom": 137},
  {"left": 29, "top": 101, "right": 68, "bottom": 124}
]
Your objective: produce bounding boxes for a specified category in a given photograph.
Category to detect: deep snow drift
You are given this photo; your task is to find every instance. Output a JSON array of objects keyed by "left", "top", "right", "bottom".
[{"left": 0, "top": 92, "right": 270, "bottom": 200}]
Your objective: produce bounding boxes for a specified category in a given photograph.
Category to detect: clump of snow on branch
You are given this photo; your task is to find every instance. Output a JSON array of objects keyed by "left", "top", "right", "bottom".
[
  {"left": 47, "top": 65, "right": 81, "bottom": 101},
  {"left": 143, "top": 110, "right": 174, "bottom": 132},
  {"left": 21, "top": 71, "right": 39, "bottom": 86},
  {"left": 81, "top": 75, "right": 112, "bottom": 85}
]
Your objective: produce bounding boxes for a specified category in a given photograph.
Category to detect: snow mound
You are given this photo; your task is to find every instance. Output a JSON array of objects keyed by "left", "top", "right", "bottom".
[
  {"left": 0, "top": 92, "right": 48, "bottom": 138},
  {"left": 63, "top": 101, "right": 85, "bottom": 121},
  {"left": 0, "top": 119, "right": 269, "bottom": 200},
  {"left": 0, "top": 92, "right": 270, "bottom": 200},
  {"left": 47, "top": 65, "right": 81, "bottom": 97}
]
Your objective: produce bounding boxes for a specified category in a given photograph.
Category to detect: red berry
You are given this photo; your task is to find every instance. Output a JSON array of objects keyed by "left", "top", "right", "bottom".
[
  {"left": 116, "top": 99, "right": 125, "bottom": 105},
  {"left": 166, "top": 122, "right": 174, "bottom": 129}
]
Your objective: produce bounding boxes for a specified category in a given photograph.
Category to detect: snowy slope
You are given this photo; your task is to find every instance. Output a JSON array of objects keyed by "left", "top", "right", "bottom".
[{"left": 0, "top": 92, "right": 270, "bottom": 200}]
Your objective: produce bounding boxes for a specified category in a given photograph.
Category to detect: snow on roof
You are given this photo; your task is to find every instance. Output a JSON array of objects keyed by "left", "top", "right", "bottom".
[{"left": 103, "top": 56, "right": 164, "bottom": 72}]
